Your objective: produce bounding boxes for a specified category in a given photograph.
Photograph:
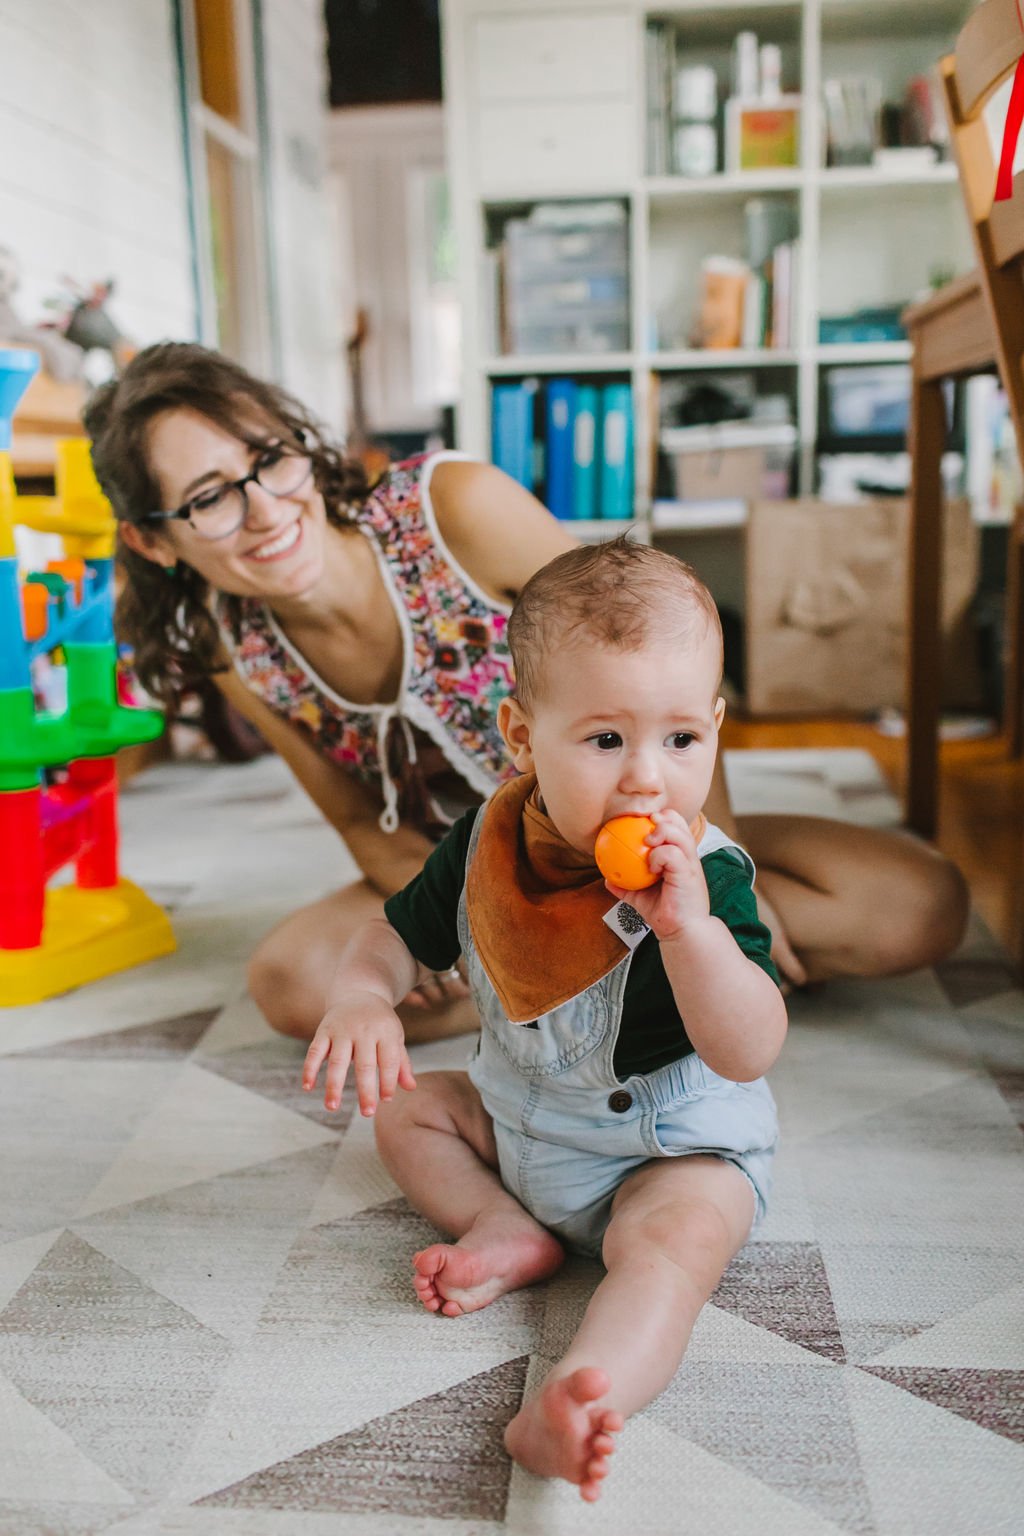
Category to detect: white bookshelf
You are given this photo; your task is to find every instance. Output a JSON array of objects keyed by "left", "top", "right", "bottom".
[{"left": 441, "top": 0, "right": 976, "bottom": 533}]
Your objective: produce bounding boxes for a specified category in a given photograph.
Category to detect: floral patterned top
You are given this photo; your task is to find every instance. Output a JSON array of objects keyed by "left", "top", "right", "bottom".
[{"left": 215, "top": 452, "right": 517, "bottom": 833}]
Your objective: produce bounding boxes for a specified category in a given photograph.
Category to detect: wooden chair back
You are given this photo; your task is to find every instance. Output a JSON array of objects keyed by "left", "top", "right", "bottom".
[{"left": 942, "top": 0, "right": 1024, "bottom": 458}]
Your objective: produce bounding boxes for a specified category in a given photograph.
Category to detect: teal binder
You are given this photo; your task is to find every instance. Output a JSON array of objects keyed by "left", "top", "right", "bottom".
[
  {"left": 491, "top": 382, "right": 535, "bottom": 490},
  {"left": 571, "top": 385, "right": 599, "bottom": 520},
  {"left": 599, "top": 383, "right": 633, "bottom": 520}
]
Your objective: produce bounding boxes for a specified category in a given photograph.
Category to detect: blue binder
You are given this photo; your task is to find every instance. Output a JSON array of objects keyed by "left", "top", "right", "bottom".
[
  {"left": 544, "top": 379, "right": 576, "bottom": 519},
  {"left": 571, "top": 385, "right": 600, "bottom": 521},
  {"left": 491, "top": 382, "right": 535, "bottom": 490},
  {"left": 599, "top": 383, "right": 633, "bottom": 520}
]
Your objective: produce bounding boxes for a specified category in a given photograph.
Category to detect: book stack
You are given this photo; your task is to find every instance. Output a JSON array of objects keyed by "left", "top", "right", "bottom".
[
  {"left": 491, "top": 379, "right": 635, "bottom": 522},
  {"left": 645, "top": 20, "right": 676, "bottom": 174},
  {"left": 736, "top": 238, "right": 800, "bottom": 350}
]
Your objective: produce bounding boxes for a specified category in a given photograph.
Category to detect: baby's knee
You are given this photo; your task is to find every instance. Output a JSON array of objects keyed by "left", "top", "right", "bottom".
[
  {"left": 373, "top": 1090, "right": 418, "bottom": 1157},
  {"left": 605, "top": 1194, "right": 730, "bottom": 1278}
]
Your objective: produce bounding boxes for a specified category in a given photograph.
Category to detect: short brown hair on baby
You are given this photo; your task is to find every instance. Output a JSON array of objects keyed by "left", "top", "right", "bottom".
[{"left": 508, "top": 535, "right": 723, "bottom": 710}]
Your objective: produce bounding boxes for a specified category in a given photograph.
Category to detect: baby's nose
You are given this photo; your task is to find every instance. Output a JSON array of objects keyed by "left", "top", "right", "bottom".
[{"left": 619, "top": 748, "right": 661, "bottom": 794}]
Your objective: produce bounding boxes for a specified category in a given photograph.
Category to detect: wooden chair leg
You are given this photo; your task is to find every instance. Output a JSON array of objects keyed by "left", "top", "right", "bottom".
[
  {"left": 1003, "top": 502, "right": 1024, "bottom": 758},
  {"left": 906, "top": 373, "right": 948, "bottom": 837}
]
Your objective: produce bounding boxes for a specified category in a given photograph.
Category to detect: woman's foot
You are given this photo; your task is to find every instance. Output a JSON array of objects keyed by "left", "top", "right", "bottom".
[
  {"left": 504, "top": 1367, "right": 624, "bottom": 1501},
  {"left": 412, "top": 1216, "right": 563, "bottom": 1317}
]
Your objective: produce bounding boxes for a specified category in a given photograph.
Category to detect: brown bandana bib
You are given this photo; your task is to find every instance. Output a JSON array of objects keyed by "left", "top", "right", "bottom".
[{"left": 466, "top": 772, "right": 703, "bottom": 1024}]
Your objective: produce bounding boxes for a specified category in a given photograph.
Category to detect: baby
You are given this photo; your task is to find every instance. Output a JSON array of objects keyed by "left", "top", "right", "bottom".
[{"left": 303, "top": 536, "right": 787, "bottom": 1500}]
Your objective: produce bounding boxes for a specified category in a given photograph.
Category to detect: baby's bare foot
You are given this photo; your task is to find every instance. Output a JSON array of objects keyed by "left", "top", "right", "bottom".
[
  {"left": 504, "top": 1367, "right": 624, "bottom": 1501},
  {"left": 412, "top": 1218, "right": 563, "bottom": 1317}
]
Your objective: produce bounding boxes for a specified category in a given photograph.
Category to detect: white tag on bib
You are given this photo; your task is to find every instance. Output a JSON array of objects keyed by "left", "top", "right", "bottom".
[{"left": 603, "top": 901, "right": 650, "bottom": 951}]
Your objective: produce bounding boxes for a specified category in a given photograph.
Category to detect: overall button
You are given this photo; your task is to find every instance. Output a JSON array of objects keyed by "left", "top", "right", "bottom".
[{"left": 608, "top": 1090, "right": 633, "bottom": 1113}]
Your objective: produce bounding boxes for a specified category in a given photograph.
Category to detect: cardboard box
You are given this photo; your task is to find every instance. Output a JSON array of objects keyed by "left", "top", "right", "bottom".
[
  {"left": 743, "top": 497, "right": 979, "bottom": 716},
  {"left": 661, "top": 423, "right": 797, "bottom": 503}
]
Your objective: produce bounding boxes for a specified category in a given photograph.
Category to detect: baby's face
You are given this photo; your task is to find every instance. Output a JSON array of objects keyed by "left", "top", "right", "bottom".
[{"left": 504, "top": 635, "right": 725, "bottom": 858}]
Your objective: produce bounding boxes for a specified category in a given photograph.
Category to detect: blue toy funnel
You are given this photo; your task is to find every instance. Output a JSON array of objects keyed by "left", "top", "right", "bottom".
[{"left": 0, "top": 349, "right": 40, "bottom": 452}]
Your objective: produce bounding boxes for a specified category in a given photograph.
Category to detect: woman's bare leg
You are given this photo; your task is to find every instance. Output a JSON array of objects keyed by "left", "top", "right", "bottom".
[
  {"left": 247, "top": 881, "right": 478, "bottom": 1043},
  {"left": 737, "top": 813, "right": 968, "bottom": 982}
]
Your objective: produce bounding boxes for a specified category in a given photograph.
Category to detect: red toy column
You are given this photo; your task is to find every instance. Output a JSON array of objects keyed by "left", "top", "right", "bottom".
[
  {"left": 0, "top": 788, "right": 45, "bottom": 948},
  {"left": 69, "top": 756, "right": 119, "bottom": 889}
]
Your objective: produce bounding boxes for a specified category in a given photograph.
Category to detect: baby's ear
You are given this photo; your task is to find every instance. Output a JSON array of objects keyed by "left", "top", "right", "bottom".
[
  {"left": 713, "top": 695, "right": 726, "bottom": 729},
  {"left": 498, "top": 695, "right": 535, "bottom": 770}
]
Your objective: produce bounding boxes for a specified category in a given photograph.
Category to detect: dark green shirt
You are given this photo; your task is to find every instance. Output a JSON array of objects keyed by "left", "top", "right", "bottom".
[{"left": 385, "top": 807, "right": 780, "bottom": 1080}]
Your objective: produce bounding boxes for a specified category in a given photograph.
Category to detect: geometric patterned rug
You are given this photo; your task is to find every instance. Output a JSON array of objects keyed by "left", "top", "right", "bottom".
[{"left": 1, "top": 749, "right": 1022, "bottom": 1535}]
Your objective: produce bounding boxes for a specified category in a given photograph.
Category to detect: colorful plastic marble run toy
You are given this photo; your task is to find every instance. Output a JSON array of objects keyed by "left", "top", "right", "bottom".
[{"left": 0, "top": 348, "right": 175, "bottom": 1005}]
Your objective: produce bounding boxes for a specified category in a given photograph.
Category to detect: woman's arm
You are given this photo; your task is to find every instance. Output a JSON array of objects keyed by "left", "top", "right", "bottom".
[
  {"left": 429, "top": 459, "right": 579, "bottom": 603},
  {"left": 705, "top": 751, "right": 807, "bottom": 986},
  {"left": 213, "top": 664, "right": 437, "bottom": 897}
]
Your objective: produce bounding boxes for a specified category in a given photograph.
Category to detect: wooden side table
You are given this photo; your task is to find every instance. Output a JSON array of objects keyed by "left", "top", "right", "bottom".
[{"left": 902, "top": 271, "right": 1000, "bottom": 838}]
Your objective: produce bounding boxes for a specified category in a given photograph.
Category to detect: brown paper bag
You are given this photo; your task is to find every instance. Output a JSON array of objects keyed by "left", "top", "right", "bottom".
[{"left": 743, "top": 497, "right": 979, "bottom": 716}]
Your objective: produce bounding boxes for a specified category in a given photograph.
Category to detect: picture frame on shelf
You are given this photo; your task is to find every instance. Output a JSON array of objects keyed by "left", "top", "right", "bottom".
[{"left": 725, "top": 97, "right": 802, "bottom": 173}]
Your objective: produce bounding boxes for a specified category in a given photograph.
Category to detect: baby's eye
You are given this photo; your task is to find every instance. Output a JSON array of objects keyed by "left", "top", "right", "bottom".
[
  {"left": 667, "top": 732, "right": 695, "bottom": 750},
  {"left": 590, "top": 732, "right": 622, "bottom": 751}
]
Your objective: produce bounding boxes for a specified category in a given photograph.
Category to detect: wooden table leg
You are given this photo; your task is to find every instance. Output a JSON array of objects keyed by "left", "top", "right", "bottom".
[{"left": 906, "top": 371, "right": 947, "bottom": 837}]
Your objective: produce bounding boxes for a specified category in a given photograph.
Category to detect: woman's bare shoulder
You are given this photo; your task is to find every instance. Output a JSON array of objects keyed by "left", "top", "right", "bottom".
[{"left": 429, "top": 459, "right": 578, "bottom": 602}]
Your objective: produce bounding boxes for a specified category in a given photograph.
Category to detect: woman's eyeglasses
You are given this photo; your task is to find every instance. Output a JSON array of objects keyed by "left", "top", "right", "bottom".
[{"left": 143, "top": 439, "right": 314, "bottom": 541}]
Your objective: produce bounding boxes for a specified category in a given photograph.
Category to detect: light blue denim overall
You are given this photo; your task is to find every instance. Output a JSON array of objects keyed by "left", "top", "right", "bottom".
[{"left": 459, "top": 813, "right": 779, "bottom": 1258}]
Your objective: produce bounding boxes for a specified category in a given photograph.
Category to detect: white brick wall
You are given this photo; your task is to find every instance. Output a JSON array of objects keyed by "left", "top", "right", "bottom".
[
  {"left": 262, "top": 0, "right": 345, "bottom": 428},
  {"left": 0, "top": 0, "right": 195, "bottom": 345},
  {"left": 0, "top": 0, "right": 344, "bottom": 422}
]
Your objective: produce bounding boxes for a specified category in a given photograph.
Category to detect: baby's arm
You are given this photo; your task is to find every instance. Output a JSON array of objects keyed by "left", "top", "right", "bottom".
[
  {"left": 658, "top": 911, "right": 787, "bottom": 1082},
  {"left": 605, "top": 811, "right": 787, "bottom": 1082},
  {"left": 302, "top": 917, "right": 422, "bottom": 1116}
]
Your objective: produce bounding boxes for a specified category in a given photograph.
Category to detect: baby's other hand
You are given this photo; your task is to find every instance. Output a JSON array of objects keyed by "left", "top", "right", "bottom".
[{"left": 302, "top": 993, "right": 416, "bottom": 1116}]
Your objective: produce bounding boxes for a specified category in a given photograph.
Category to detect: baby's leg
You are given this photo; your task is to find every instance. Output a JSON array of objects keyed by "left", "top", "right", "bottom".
[
  {"left": 374, "top": 1071, "right": 564, "bottom": 1317},
  {"left": 505, "top": 1155, "right": 754, "bottom": 1500}
]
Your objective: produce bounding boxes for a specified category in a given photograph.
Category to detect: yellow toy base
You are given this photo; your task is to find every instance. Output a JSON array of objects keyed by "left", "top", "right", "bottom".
[{"left": 0, "top": 880, "right": 176, "bottom": 1006}]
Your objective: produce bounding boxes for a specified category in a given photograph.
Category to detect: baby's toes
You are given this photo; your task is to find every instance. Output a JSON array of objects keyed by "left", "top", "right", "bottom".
[
  {"left": 599, "top": 1409, "right": 624, "bottom": 1434},
  {"left": 591, "top": 1432, "right": 616, "bottom": 1456}
]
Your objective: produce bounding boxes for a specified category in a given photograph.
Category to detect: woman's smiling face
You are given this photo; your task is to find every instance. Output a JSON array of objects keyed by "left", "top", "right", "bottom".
[{"left": 127, "top": 406, "right": 330, "bottom": 601}]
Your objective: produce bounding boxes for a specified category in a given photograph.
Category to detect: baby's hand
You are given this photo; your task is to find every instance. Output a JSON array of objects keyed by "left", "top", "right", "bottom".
[
  {"left": 302, "top": 992, "right": 416, "bottom": 1116},
  {"left": 604, "top": 810, "right": 710, "bottom": 941}
]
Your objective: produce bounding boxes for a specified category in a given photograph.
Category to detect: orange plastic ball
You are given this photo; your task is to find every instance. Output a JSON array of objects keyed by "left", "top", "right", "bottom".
[{"left": 594, "top": 815, "right": 659, "bottom": 890}]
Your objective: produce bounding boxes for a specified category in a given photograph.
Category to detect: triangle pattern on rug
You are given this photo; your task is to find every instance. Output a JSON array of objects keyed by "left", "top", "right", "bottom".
[
  {"left": 861, "top": 1367, "right": 1024, "bottom": 1445},
  {"left": 73, "top": 1143, "right": 337, "bottom": 1342},
  {"left": 713, "top": 1242, "right": 846, "bottom": 1362},
  {"left": 196, "top": 1355, "right": 529, "bottom": 1519},
  {"left": 16, "top": 1009, "right": 220, "bottom": 1061},
  {"left": 0, "top": 1232, "right": 231, "bottom": 1500},
  {"left": 933, "top": 957, "right": 1021, "bottom": 1009},
  {"left": 0, "top": 1501, "right": 133, "bottom": 1536},
  {"left": 645, "top": 1360, "right": 874, "bottom": 1534},
  {"left": 0, "top": 1369, "right": 134, "bottom": 1506},
  {"left": 77, "top": 1063, "right": 337, "bottom": 1218},
  {"left": 200, "top": 1036, "right": 356, "bottom": 1131}
]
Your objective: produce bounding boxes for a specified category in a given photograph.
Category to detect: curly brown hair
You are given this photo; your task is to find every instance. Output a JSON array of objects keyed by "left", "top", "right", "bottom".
[{"left": 85, "top": 342, "right": 371, "bottom": 704}]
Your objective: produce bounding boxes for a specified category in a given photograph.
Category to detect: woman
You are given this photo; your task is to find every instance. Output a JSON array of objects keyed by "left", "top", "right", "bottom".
[{"left": 86, "top": 343, "right": 967, "bottom": 1042}]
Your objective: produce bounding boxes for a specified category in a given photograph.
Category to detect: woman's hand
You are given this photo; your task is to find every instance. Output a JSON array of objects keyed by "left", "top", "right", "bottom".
[
  {"left": 302, "top": 992, "right": 416, "bottom": 1116},
  {"left": 403, "top": 961, "right": 471, "bottom": 1010},
  {"left": 751, "top": 886, "right": 807, "bottom": 990},
  {"left": 604, "top": 810, "right": 711, "bottom": 942}
]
